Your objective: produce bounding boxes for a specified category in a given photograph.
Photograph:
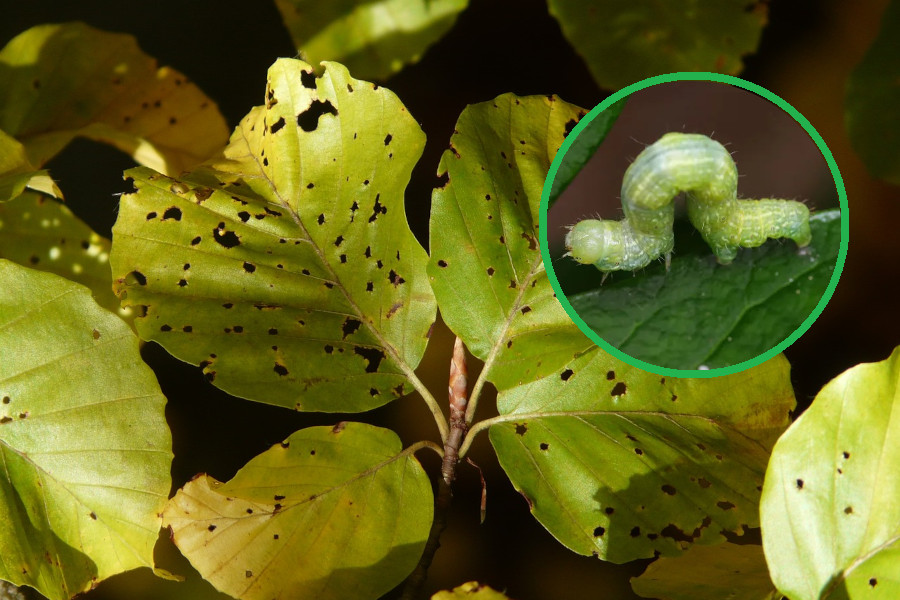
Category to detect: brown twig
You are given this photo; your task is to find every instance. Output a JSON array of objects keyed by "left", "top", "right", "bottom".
[{"left": 400, "top": 337, "right": 468, "bottom": 600}]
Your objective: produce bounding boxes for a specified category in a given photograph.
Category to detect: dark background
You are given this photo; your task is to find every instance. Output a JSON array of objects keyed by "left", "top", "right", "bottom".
[{"left": 3, "top": 0, "right": 899, "bottom": 598}]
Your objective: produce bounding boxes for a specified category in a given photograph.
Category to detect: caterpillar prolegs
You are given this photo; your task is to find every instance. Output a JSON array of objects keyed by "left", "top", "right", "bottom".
[{"left": 564, "top": 133, "right": 812, "bottom": 272}]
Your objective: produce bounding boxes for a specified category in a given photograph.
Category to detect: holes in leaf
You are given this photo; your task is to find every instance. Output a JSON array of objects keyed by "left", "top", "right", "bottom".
[
  {"left": 520, "top": 306, "right": 532, "bottom": 314},
  {"left": 604, "top": 507, "right": 615, "bottom": 515},
  {"left": 128, "top": 271, "right": 147, "bottom": 285},
  {"left": 274, "top": 362, "right": 289, "bottom": 376},
  {"left": 796, "top": 479, "right": 804, "bottom": 490},
  {"left": 384, "top": 134, "right": 392, "bottom": 145},
  {"left": 270, "top": 117, "right": 286, "bottom": 134},
  {"left": 606, "top": 370, "right": 616, "bottom": 380},
  {"left": 318, "top": 214, "right": 325, "bottom": 225},
  {"left": 539, "top": 443, "right": 549, "bottom": 451},
  {"left": 89, "top": 512, "right": 97, "bottom": 520},
  {"left": 245, "top": 571, "right": 252, "bottom": 578},
  {"left": 238, "top": 211, "right": 251, "bottom": 222},
  {"left": 213, "top": 225, "right": 240, "bottom": 248},
  {"left": 369, "top": 194, "right": 387, "bottom": 222},
  {"left": 222, "top": 303, "right": 234, "bottom": 309},
  {"left": 191, "top": 236, "right": 201, "bottom": 246},
  {"left": 354, "top": 346, "right": 385, "bottom": 373},
  {"left": 178, "top": 279, "right": 188, "bottom": 287},
  {"left": 630, "top": 526, "right": 641, "bottom": 538},
  {"left": 268, "top": 328, "right": 278, "bottom": 335},
  {"left": 634, "top": 448, "right": 644, "bottom": 455},
  {"left": 297, "top": 100, "right": 337, "bottom": 132},
  {"left": 183, "top": 326, "right": 193, "bottom": 333},
  {"left": 92, "top": 329, "right": 101, "bottom": 340},
  {"left": 160, "top": 324, "right": 172, "bottom": 332},
  {"left": 593, "top": 526, "right": 605, "bottom": 537},
  {"left": 233, "top": 326, "right": 244, "bottom": 333},
  {"left": 1, "top": 397, "right": 9, "bottom": 405},
  {"left": 515, "top": 423, "right": 527, "bottom": 436},
  {"left": 388, "top": 270, "right": 405, "bottom": 287},
  {"left": 870, "top": 578, "right": 877, "bottom": 588},
  {"left": 717, "top": 501, "right": 735, "bottom": 510},
  {"left": 300, "top": 69, "right": 316, "bottom": 89},
  {"left": 843, "top": 451, "right": 850, "bottom": 459},
  {"left": 243, "top": 262, "right": 256, "bottom": 273},
  {"left": 146, "top": 211, "right": 158, "bottom": 220},
  {"left": 844, "top": 506, "right": 853, "bottom": 514},
  {"left": 610, "top": 382, "right": 627, "bottom": 396},
  {"left": 560, "top": 369, "right": 574, "bottom": 381},
  {"left": 162, "top": 207, "right": 182, "bottom": 221},
  {"left": 697, "top": 478, "right": 711, "bottom": 488},
  {"left": 486, "top": 267, "right": 494, "bottom": 276},
  {"left": 661, "top": 484, "right": 677, "bottom": 496},
  {"left": 437, "top": 260, "right": 448, "bottom": 268},
  {"left": 334, "top": 235, "right": 344, "bottom": 247},
  {"left": 324, "top": 345, "right": 334, "bottom": 354},
  {"left": 342, "top": 317, "right": 362, "bottom": 339}
]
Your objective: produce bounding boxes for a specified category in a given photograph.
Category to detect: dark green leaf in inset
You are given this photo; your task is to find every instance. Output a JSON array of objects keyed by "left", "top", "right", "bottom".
[
  {"left": 547, "top": 0, "right": 768, "bottom": 90},
  {"left": 428, "top": 94, "right": 593, "bottom": 391},
  {"left": 274, "top": 0, "right": 469, "bottom": 81},
  {"left": 110, "top": 59, "right": 436, "bottom": 413},
  {"left": 548, "top": 98, "right": 626, "bottom": 209},
  {"left": 0, "top": 192, "right": 131, "bottom": 324},
  {"left": 0, "top": 22, "right": 228, "bottom": 175},
  {"left": 490, "top": 349, "right": 794, "bottom": 563},
  {"left": 566, "top": 210, "right": 840, "bottom": 369},
  {"left": 846, "top": 0, "right": 900, "bottom": 185},
  {"left": 163, "top": 423, "right": 432, "bottom": 600},
  {"left": 0, "top": 261, "right": 171, "bottom": 600},
  {"left": 762, "top": 346, "right": 900, "bottom": 600}
]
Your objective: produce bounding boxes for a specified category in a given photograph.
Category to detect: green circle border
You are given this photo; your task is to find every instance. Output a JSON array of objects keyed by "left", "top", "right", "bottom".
[{"left": 540, "top": 72, "right": 849, "bottom": 378}]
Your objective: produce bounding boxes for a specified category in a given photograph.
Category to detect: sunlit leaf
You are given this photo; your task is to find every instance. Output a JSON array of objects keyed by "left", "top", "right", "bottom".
[
  {"left": 0, "top": 260, "right": 171, "bottom": 600},
  {"left": 274, "top": 0, "right": 469, "bottom": 81},
  {"left": 846, "top": 0, "right": 900, "bottom": 185},
  {"left": 547, "top": 0, "right": 768, "bottom": 90},
  {"left": 432, "top": 581, "right": 514, "bottom": 599},
  {"left": 490, "top": 349, "right": 794, "bottom": 563},
  {"left": 0, "top": 22, "right": 228, "bottom": 175},
  {"left": 0, "top": 192, "right": 132, "bottom": 323},
  {"left": 761, "top": 346, "right": 900, "bottom": 599},
  {"left": 110, "top": 58, "right": 436, "bottom": 412},
  {"left": 428, "top": 94, "right": 593, "bottom": 391},
  {"left": 163, "top": 422, "right": 432, "bottom": 600},
  {"left": 631, "top": 543, "right": 781, "bottom": 600}
]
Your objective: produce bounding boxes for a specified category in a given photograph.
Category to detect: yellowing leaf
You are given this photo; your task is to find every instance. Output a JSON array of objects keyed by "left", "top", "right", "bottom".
[
  {"left": 0, "top": 261, "right": 171, "bottom": 600},
  {"left": 0, "top": 192, "right": 132, "bottom": 324},
  {"left": 428, "top": 94, "right": 593, "bottom": 391},
  {"left": 490, "top": 350, "right": 794, "bottom": 563},
  {"left": 0, "top": 22, "right": 228, "bottom": 175},
  {"left": 110, "top": 59, "right": 436, "bottom": 413},
  {"left": 762, "top": 346, "right": 900, "bottom": 599},
  {"left": 275, "top": 0, "right": 468, "bottom": 80},
  {"left": 163, "top": 423, "right": 433, "bottom": 600},
  {"left": 631, "top": 543, "right": 781, "bottom": 600},
  {"left": 0, "top": 129, "right": 60, "bottom": 202}
]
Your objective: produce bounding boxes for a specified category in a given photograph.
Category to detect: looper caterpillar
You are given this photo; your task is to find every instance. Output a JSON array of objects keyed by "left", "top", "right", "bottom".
[{"left": 564, "top": 133, "right": 812, "bottom": 272}]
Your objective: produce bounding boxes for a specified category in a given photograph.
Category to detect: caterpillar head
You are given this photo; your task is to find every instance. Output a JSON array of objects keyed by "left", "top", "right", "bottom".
[{"left": 564, "top": 219, "right": 625, "bottom": 267}]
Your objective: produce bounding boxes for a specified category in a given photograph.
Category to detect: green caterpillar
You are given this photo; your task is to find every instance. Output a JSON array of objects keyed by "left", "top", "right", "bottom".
[{"left": 564, "top": 132, "right": 812, "bottom": 272}]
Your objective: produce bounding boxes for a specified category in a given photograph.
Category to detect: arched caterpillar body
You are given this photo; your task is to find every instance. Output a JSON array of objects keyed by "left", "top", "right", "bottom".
[{"left": 564, "top": 133, "right": 812, "bottom": 272}]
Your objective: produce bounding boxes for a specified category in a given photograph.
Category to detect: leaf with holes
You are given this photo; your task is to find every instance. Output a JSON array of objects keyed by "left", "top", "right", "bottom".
[
  {"left": 761, "top": 346, "right": 900, "bottom": 599},
  {"left": 274, "top": 0, "right": 469, "bottom": 81},
  {"left": 0, "top": 22, "right": 228, "bottom": 175},
  {"left": 432, "top": 582, "right": 514, "bottom": 599},
  {"left": 110, "top": 58, "right": 435, "bottom": 413},
  {"left": 0, "top": 130, "right": 60, "bottom": 202},
  {"left": 546, "top": 0, "right": 768, "bottom": 90},
  {"left": 0, "top": 192, "right": 132, "bottom": 324},
  {"left": 428, "top": 94, "right": 593, "bottom": 391},
  {"left": 631, "top": 543, "right": 781, "bottom": 600},
  {"left": 489, "top": 348, "right": 794, "bottom": 563},
  {"left": 0, "top": 260, "right": 171, "bottom": 600},
  {"left": 163, "top": 422, "right": 432, "bottom": 600}
]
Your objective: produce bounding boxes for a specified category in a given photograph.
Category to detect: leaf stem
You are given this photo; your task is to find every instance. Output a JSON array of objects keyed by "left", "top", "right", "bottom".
[
  {"left": 401, "top": 337, "right": 468, "bottom": 600},
  {"left": 405, "top": 369, "right": 450, "bottom": 444}
]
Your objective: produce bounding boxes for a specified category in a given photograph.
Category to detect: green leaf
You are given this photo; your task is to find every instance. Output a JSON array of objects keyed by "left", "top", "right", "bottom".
[
  {"left": 0, "top": 260, "right": 171, "bottom": 600},
  {"left": 0, "top": 130, "right": 60, "bottom": 202},
  {"left": 110, "top": 59, "right": 436, "bottom": 413},
  {"left": 631, "top": 543, "right": 781, "bottom": 600},
  {"left": 846, "top": 0, "right": 900, "bottom": 185},
  {"left": 564, "top": 210, "right": 840, "bottom": 369},
  {"left": 163, "top": 422, "right": 433, "bottom": 600},
  {"left": 0, "top": 22, "right": 228, "bottom": 175},
  {"left": 548, "top": 99, "right": 626, "bottom": 210},
  {"left": 428, "top": 94, "right": 593, "bottom": 391},
  {"left": 546, "top": 0, "right": 768, "bottom": 90},
  {"left": 0, "top": 192, "right": 132, "bottom": 324},
  {"left": 761, "top": 346, "right": 900, "bottom": 599},
  {"left": 432, "top": 582, "right": 514, "bottom": 599},
  {"left": 274, "top": 0, "right": 469, "bottom": 81},
  {"left": 489, "top": 349, "right": 794, "bottom": 563}
]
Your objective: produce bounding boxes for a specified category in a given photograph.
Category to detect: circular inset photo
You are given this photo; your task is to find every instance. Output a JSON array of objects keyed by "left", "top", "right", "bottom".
[{"left": 541, "top": 73, "right": 847, "bottom": 377}]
